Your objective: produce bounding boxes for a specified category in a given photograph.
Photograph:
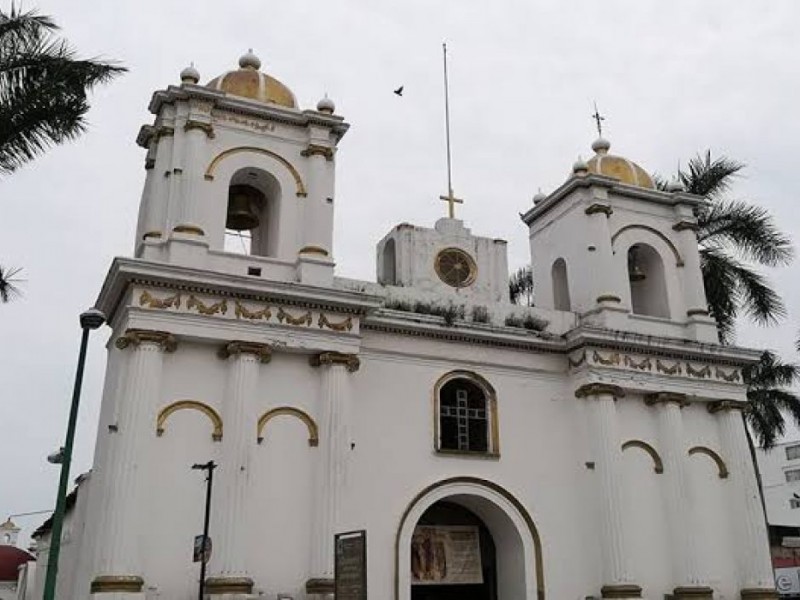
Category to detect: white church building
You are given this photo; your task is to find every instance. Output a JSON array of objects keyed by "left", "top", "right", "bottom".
[{"left": 33, "top": 50, "right": 779, "bottom": 600}]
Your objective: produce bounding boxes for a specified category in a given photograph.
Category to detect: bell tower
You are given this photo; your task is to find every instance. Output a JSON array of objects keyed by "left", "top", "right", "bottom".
[{"left": 134, "top": 50, "right": 349, "bottom": 285}]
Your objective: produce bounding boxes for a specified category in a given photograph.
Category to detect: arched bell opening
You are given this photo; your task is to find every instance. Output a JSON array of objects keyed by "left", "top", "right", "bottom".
[
  {"left": 411, "top": 501, "right": 497, "bottom": 600},
  {"left": 224, "top": 168, "right": 281, "bottom": 257},
  {"left": 550, "top": 258, "right": 571, "bottom": 311},
  {"left": 381, "top": 238, "right": 397, "bottom": 285},
  {"left": 627, "top": 243, "right": 669, "bottom": 318}
]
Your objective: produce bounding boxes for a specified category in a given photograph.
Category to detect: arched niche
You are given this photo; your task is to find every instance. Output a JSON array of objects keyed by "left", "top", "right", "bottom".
[
  {"left": 688, "top": 446, "right": 729, "bottom": 479},
  {"left": 396, "top": 477, "right": 544, "bottom": 600},
  {"left": 156, "top": 400, "right": 223, "bottom": 441},
  {"left": 621, "top": 440, "right": 664, "bottom": 474},
  {"left": 627, "top": 243, "right": 670, "bottom": 318},
  {"left": 256, "top": 406, "right": 319, "bottom": 447},
  {"left": 551, "top": 258, "right": 571, "bottom": 311},
  {"left": 381, "top": 238, "right": 397, "bottom": 285}
]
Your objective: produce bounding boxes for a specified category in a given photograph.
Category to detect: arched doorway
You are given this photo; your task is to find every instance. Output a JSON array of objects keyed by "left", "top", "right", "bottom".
[
  {"left": 411, "top": 501, "right": 497, "bottom": 600},
  {"left": 396, "top": 477, "right": 544, "bottom": 600}
]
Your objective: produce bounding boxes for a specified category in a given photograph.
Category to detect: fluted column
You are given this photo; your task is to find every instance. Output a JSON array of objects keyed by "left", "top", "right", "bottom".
[
  {"left": 306, "top": 352, "right": 360, "bottom": 597},
  {"left": 299, "top": 145, "right": 334, "bottom": 259},
  {"left": 91, "top": 329, "right": 176, "bottom": 596},
  {"left": 710, "top": 400, "right": 778, "bottom": 600},
  {"left": 576, "top": 383, "right": 641, "bottom": 599},
  {"left": 646, "top": 393, "right": 712, "bottom": 600},
  {"left": 206, "top": 342, "right": 271, "bottom": 596},
  {"left": 140, "top": 126, "right": 174, "bottom": 243},
  {"left": 172, "top": 120, "right": 211, "bottom": 237},
  {"left": 584, "top": 200, "right": 624, "bottom": 309}
]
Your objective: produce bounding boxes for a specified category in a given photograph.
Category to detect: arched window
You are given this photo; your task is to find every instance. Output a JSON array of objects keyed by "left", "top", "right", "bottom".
[
  {"left": 435, "top": 372, "right": 498, "bottom": 456},
  {"left": 551, "top": 258, "right": 571, "bottom": 311},
  {"left": 224, "top": 168, "right": 281, "bottom": 257},
  {"left": 628, "top": 243, "right": 670, "bottom": 318},
  {"left": 381, "top": 238, "right": 397, "bottom": 285}
]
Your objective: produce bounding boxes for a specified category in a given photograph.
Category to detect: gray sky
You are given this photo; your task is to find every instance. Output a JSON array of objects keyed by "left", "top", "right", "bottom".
[{"left": 2, "top": 0, "right": 800, "bottom": 543}]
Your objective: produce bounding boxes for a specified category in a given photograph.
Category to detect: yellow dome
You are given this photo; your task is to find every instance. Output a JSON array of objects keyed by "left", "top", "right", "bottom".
[
  {"left": 206, "top": 51, "right": 297, "bottom": 109},
  {"left": 586, "top": 138, "right": 654, "bottom": 189}
]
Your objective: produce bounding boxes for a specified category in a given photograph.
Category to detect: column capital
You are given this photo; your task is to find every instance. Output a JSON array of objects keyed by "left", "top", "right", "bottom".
[
  {"left": 707, "top": 399, "right": 749, "bottom": 414},
  {"left": 575, "top": 382, "right": 624, "bottom": 399},
  {"left": 217, "top": 341, "right": 272, "bottom": 363},
  {"left": 115, "top": 328, "right": 177, "bottom": 352},
  {"left": 309, "top": 351, "right": 360, "bottom": 372},
  {"left": 644, "top": 392, "right": 690, "bottom": 408}
]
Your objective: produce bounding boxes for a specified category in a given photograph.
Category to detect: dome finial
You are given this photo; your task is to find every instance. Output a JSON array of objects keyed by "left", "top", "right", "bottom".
[
  {"left": 180, "top": 62, "right": 200, "bottom": 84},
  {"left": 573, "top": 156, "right": 589, "bottom": 176},
  {"left": 239, "top": 49, "right": 261, "bottom": 70},
  {"left": 532, "top": 188, "right": 547, "bottom": 205},
  {"left": 317, "top": 93, "right": 335, "bottom": 114},
  {"left": 592, "top": 137, "right": 611, "bottom": 155}
]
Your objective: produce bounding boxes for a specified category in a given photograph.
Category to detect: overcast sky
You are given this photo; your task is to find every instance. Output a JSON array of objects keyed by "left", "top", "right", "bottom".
[{"left": 2, "top": 0, "right": 800, "bottom": 544}]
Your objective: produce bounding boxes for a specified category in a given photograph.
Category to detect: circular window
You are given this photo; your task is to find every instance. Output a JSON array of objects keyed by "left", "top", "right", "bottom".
[{"left": 435, "top": 247, "right": 477, "bottom": 288}]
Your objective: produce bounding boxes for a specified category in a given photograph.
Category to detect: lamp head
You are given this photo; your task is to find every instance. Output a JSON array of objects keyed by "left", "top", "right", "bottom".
[{"left": 80, "top": 308, "right": 106, "bottom": 330}]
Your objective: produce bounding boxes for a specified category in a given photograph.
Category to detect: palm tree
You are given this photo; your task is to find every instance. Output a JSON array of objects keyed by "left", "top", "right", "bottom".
[
  {"left": 660, "top": 152, "right": 793, "bottom": 343},
  {"left": 0, "top": 5, "right": 126, "bottom": 174},
  {"left": 744, "top": 351, "right": 800, "bottom": 449},
  {"left": 508, "top": 265, "right": 534, "bottom": 306},
  {"left": 0, "top": 265, "right": 23, "bottom": 302}
]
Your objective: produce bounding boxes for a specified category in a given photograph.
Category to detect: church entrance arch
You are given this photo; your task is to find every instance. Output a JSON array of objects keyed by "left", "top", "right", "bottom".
[{"left": 396, "top": 477, "right": 544, "bottom": 600}]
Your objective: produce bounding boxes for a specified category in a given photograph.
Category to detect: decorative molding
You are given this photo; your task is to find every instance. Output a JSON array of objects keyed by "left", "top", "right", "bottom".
[
  {"left": 203, "top": 146, "right": 308, "bottom": 197},
  {"left": 673, "top": 220, "right": 700, "bottom": 232},
  {"left": 584, "top": 203, "right": 613, "bottom": 217},
  {"left": 277, "top": 307, "right": 312, "bottom": 326},
  {"left": 568, "top": 351, "right": 586, "bottom": 368},
  {"left": 672, "top": 586, "right": 714, "bottom": 599},
  {"left": 688, "top": 446, "right": 729, "bottom": 479},
  {"left": 187, "top": 295, "right": 228, "bottom": 316},
  {"left": 592, "top": 350, "right": 621, "bottom": 366},
  {"left": 212, "top": 111, "right": 276, "bottom": 133},
  {"left": 139, "top": 289, "right": 181, "bottom": 310},
  {"left": 183, "top": 119, "right": 215, "bottom": 138},
  {"left": 624, "top": 355, "right": 652, "bottom": 371},
  {"left": 217, "top": 341, "right": 272, "bottom": 363},
  {"left": 318, "top": 313, "right": 353, "bottom": 332},
  {"left": 156, "top": 400, "right": 223, "bottom": 441},
  {"left": 715, "top": 367, "right": 741, "bottom": 382},
  {"left": 610, "top": 224, "right": 685, "bottom": 267},
  {"left": 205, "top": 576, "right": 253, "bottom": 595},
  {"left": 596, "top": 294, "right": 622, "bottom": 303},
  {"left": 172, "top": 224, "right": 205, "bottom": 235},
  {"left": 309, "top": 352, "right": 361, "bottom": 373},
  {"left": 601, "top": 584, "right": 642, "bottom": 598},
  {"left": 574, "top": 383, "right": 625, "bottom": 399},
  {"left": 394, "top": 476, "right": 545, "bottom": 600},
  {"left": 656, "top": 359, "right": 682, "bottom": 376},
  {"left": 298, "top": 245, "right": 329, "bottom": 256},
  {"left": 300, "top": 143, "right": 335, "bottom": 161},
  {"left": 644, "top": 392, "right": 690, "bottom": 408},
  {"left": 686, "top": 308, "right": 710, "bottom": 317},
  {"left": 115, "top": 328, "right": 177, "bottom": 352},
  {"left": 621, "top": 440, "right": 664, "bottom": 474},
  {"left": 306, "top": 578, "right": 335, "bottom": 594},
  {"left": 257, "top": 406, "right": 319, "bottom": 446},
  {"left": 234, "top": 300, "right": 271, "bottom": 321},
  {"left": 90, "top": 575, "right": 144, "bottom": 593},
  {"left": 707, "top": 399, "right": 749, "bottom": 414},
  {"left": 686, "top": 363, "right": 712, "bottom": 379}
]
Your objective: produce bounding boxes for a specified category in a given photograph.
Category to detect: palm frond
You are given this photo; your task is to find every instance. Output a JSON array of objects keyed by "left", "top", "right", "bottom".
[
  {"left": 699, "top": 247, "right": 738, "bottom": 342},
  {"left": 509, "top": 265, "right": 534, "bottom": 306},
  {"left": 698, "top": 200, "right": 793, "bottom": 267},
  {"left": 0, "top": 265, "right": 24, "bottom": 302},
  {"left": 679, "top": 151, "right": 744, "bottom": 199},
  {"left": 0, "top": 5, "right": 57, "bottom": 44}
]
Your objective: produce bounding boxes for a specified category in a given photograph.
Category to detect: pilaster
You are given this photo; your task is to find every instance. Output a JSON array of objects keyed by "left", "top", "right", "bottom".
[
  {"left": 307, "top": 352, "right": 360, "bottom": 597},
  {"left": 575, "top": 383, "right": 641, "bottom": 598},
  {"left": 206, "top": 341, "right": 272, "bottom": 597},
  {"left": 91, "top": 329, "right": 176, "bottom": 597}
]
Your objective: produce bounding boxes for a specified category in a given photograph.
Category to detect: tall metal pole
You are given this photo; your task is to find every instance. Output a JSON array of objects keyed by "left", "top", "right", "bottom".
[
  {"left": 193, "top": 460, "right": 216, "bottom": 600},
  {"left": 42, "top": 308, "right": 105, "bottom": 600},
  {"left": 442, "top": 42, "right": 454, "bottom": 206}
]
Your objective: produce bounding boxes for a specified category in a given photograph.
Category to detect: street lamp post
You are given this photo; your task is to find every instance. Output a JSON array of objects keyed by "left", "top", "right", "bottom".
[
  {"left": 192, "top": 460, "right": 216, "bottom": 600},
  {"left": 42, "top": 308, "right": 106, "bottom": 600}
]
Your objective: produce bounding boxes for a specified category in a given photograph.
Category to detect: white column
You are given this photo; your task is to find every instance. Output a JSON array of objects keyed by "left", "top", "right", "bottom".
[
  {"left": 712, "top": 401, "right": 777, "bottom": 598},
  {"left": 576, "top": 384, "right": 641, "bottom": 599},
  {"left": 299, "top": 147, "right": 334, "bottom": 257},
  {"left": 173, "top": 122, "right": 209, "bottom": 236},
  {"left": 91, "top": 329, "right": 176, "bottom": 597},
  {"left": 646, "top": 393, "right": 711, "bottom": 599},
  {"left": 307, "top": 352, "right": 359, "bottom": 597},
  {"left": 206, "top": 342, "right": 271, "bottom": 596},
  {"left": 584, "top": 200, "right": 624, "bottom": 309}
]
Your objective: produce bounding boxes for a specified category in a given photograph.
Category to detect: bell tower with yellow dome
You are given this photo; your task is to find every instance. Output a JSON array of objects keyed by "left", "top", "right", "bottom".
[
  {"left": 522, "top": 137, "right": 718, "bottom": 343},
  {"left": 133, "top": 50, "right": 348, "bottom": 286}
]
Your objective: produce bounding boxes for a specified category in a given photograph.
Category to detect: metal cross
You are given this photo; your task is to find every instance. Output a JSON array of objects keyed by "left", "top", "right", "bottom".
[
  {"left": 591, "top": 101, "right": 605, "bottom": 137},
  {"left": 440, "top": 189, "right": 464, "bottom": 219}
]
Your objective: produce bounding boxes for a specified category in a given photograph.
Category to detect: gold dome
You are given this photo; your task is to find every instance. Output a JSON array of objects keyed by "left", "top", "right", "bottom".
[
  {"left": 206, "top": 51, "right": 297, "bottom": 109},
  {"left": 586, "top": 138, "right": 654, "bottom": 189}
]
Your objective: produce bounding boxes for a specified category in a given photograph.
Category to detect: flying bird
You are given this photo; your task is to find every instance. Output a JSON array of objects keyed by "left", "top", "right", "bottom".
[{"left": 394, "top": 85, "right": 404, "bottom": 96}]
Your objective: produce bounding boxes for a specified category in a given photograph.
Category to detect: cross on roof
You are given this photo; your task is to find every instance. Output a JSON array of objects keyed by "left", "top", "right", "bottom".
[
  {"left": 439, "top": 189, "right": 463, "bottom": 219},
  {"left": 591, "top": 102, "right": 605, "bottom": 137}
]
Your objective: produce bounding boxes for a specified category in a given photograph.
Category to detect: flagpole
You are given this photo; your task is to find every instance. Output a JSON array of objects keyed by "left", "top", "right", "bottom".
[{"left": 442, "top": 42, "right": 453, "bottom": 204}]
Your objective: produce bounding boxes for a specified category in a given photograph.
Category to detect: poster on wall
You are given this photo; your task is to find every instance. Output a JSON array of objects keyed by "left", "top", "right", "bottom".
[
  {"left": 335, "top": 530, "right": 367, "bottom": 600},
  {"left": 411, "top": 525, "right": 482, "bottom": 585}
]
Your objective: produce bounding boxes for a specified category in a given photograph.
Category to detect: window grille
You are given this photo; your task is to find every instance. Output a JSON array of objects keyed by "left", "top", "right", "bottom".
[
  {"left": 439, "top": 378, "right": 489, "bottom": 453},
  {"left": 787, "top": 445, "right": 800, "bottom": 461},
  {"left": 785, "top": 469, "right": 800, "bottom": 483}
]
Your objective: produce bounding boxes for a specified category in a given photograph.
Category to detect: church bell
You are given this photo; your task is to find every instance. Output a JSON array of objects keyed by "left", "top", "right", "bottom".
[
  {"left": 226, "top": 185, "right": 262, "bottom": 231},
  {"left": 628, "top": 247, "right": 647, "bottom": 282}
]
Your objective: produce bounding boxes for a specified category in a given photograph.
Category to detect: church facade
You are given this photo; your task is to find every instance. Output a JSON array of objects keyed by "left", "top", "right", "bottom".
[{"left": 46, "top": 51, "right": 778, "bottom": 600}]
